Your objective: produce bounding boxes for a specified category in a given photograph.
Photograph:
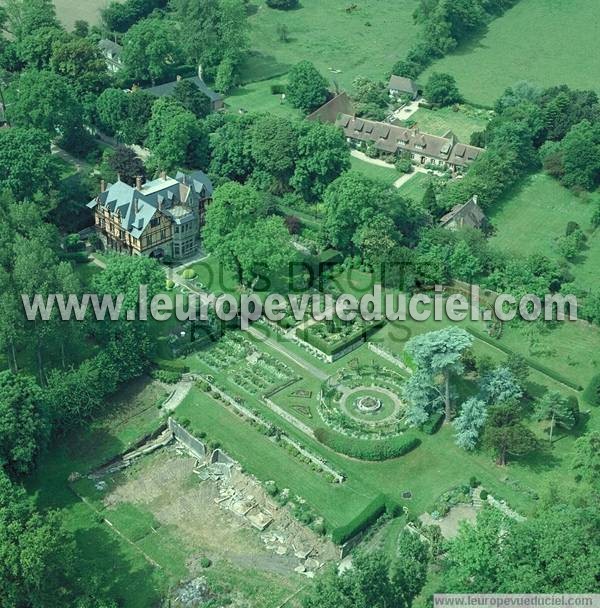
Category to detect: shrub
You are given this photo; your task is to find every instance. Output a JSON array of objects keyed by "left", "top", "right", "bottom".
[
  {"left": 200, "top": 557, "right": 212, "bottom": 568},
  {"left": 266, "top": 0, "right": 299, "bottom": 9},
  {"left": 479, "top": 490, "right": 489, "bottom": 500},
  {"left": 314, "top": 428, "right": 420, "bottom": 461},
  {"left": 271, "top": 83, "right": 287, "bottom": 95},
  {"left": 583, "top": 374, "right": 600, "bottom": 406},
  {"left": 181, "top": 268, "right": 197, "bottom": 280},
  {"left": 165, "top": 279, "right": 175, "bottom": 290},
  {"left": 395, "top": 158, "right": 413, "bottom": 174},
  {"left": 421, "top": 411, "right": 444, "bottom": 435},
  {"left": 264, "top": 480, "right": 279, "bottom": 497},
  {"left": 469, "top": 476, "right": 481, "bottom": 488},
  {"left": 151, "top": 369, "right": 182, "bottom": 384}
]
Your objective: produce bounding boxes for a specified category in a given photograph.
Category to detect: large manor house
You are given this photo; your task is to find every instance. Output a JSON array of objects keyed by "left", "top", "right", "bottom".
[{"left": 88, "top": 171, "right": 213, "bottom": 260}]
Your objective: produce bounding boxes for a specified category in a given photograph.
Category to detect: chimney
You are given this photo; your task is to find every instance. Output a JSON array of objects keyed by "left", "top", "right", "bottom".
[
  {"left": 160, "top": 170, "right": 167, "bottom": 181},
  {"left": 176, "top": 74, "right": 182, "bottom": 82},
  {"left": 473, "top": 195, "right": 479, "bottom": 206},
  {"left": 136, "top": 175, "right": 142, "bottom": 190},
  {"left": 100, "top": 179, "right": 106, "bottom": 193},
  {"left": 197, "top": 64, "right": 203, "bottom": 81},
  {"left": 133, "top": 196, "right": 139, "bottom": 214}
]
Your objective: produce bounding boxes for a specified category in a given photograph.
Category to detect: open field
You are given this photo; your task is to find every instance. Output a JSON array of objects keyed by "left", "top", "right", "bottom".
[
  {"left": 422, "top": 0, "right": 600, "bottom": 106},
  {"left": 243, "top": 0, "right": 420, "bottom": 89},
  {"left": 54, "top": 0, "right": 113, "bottom": 29},
  {"left": 408, "top": 105, "right": 491, "bottom": 143},
  {"left": 488, "top": 172, "right": 600, "bottom": 290}
]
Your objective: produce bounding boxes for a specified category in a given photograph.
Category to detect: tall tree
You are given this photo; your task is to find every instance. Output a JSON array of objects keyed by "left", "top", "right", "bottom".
[
  {"left": 0, "top": 127, "right": 57, "bottom": 200},
  {"left": 454, "top": 397, "right": 488, "bottom": 450},
  {"left": 534, "top": 390, "right": 576, "bottom": 445},
  {"left": 0, "top": 470, "right": 75, "bottom": 605},
  {"left": 405, "top": 327, "right": 474, "bottom": 422},
  {"left": 291, "top": 121, "right": 350, "bottom": 202},
  {"left": 480, "top": 366, "right": 523, "bottom": 405},
  {"left": 286, "top": 60, "right": 329, "bottom": 113},
  {"left": 0, "top": 372, "right": 49, "bottom": 474},
  {"left": 7, "top": 70, "right": 88, "bottom": 153},
  {"left": 50, "top": 36, "right": 109, "bottom": 94},
  {"left": 482, "top": 403, "right": 537, "bottom": 465},
  {"left": 572, "top": 431, "right": 600, "bottom": 488},
  {"left": 250, "top": 114, "right": 298, "bottom": 192},
  {"left": 122, "top": 15, "right": 181, "bottom": 84},
  {"left": 146, "top": 98, "right": 209, "bottom": 172}
]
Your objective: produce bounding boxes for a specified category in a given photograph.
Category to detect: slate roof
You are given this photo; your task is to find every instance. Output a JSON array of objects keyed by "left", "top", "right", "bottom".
[
  {"left": 144, "top": 76, "right": 223, "bottom": 103},
  {"left": 388, "top": 75, "right": 419, "bottom": 97},
  {"left": 98, "top": 39, "right": 123, "bottom": 57},
  {"left": 335, "top": 114, "right": 484, "bottom": 166},
  {"left": 87, "top": 171, "right": 212, "bottom": 239},
  {"left": 440, "top": 196, "right": 486, "bottom": 229}
]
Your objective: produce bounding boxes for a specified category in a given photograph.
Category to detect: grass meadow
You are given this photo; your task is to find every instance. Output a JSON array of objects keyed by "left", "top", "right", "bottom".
[
  {"left": 489, "top": 172, "right": 600, "bottom": 291},
  {"left": 422, "top": 0, "right": 600, "bottom": 106},
  {"left": 54, "top": 0, "right": 113, "bottom": 29},
  {"left": 243, "top": 0, "right": 420, "bottom": 89}
]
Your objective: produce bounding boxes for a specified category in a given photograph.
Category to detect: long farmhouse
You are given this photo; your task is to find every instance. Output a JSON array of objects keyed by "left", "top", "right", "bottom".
[
  {"left": 336, "top": 114, "right": 484, "bottom": 172},
  {"left": 309, "top": 93, "right": 484, "bottom": 172}
]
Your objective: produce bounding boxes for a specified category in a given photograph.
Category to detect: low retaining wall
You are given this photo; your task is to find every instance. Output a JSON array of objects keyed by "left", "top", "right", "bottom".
[{"left": 168, "top": 417, "right": 206, "bottom": 459}]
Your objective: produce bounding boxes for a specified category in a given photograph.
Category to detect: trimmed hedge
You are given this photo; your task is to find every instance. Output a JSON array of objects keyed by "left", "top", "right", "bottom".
[
  {"left": 297, "top": 319, "right": 384, "bottom": 357},
  {"left": 314, "top": 427, "right": 420, "bottom": 461},
  {"left": 331, "top": 493, "right": 400, "bottom": 545},
  {"left": 465, "top": 328, "right": 583, "bottom": 391},
  {"left": 583, "top": 374, "right": 600, "bottom": 406},
  {"left": 422, "top": 411, "right": 444, "bottom": 435}
]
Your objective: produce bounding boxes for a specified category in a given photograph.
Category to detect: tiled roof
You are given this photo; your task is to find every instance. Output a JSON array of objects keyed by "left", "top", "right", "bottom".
[
  {"left": 144, "top": 76, "right": 223, "bottom": 103},
  {"left": 388, "top": 75, "right": 418, "bottom": 96},
  {"left": 335, "top": 114, "right": 484, "bottom": 166}
]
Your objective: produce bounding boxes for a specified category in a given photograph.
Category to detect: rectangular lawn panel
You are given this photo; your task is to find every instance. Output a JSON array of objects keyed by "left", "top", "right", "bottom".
[
  {"left": 422, "top": 0, "right": 600, "bottom": 106},
  {"left": 349, "top": 156, "right": 398, "bottom": 186},
  {"left": 408, "top": 106, "right": 490, "bottom": 142}
]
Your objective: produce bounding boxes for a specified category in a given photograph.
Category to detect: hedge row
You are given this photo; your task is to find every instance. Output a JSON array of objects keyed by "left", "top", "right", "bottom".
[
  {"left": 297, "top": 319, "right": 384, "bottom": 357},
  {"left": 465, "top": 328, "right": 583, "bottom": 391},
  {"left": 421, "top": 411, "right": 444, "bottom": 435},
  {"left": 314, "top": 427, "right": 421, "bottom": 461},
  {"left": 331, "top": 493, "right": 401, "bottom": 545},
  {"left": 583, "top": 374, "right": 600, "bottom": 406}
]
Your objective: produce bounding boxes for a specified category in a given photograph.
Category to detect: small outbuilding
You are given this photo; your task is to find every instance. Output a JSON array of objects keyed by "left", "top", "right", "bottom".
[
  {"left": 440, "top": 196, "right": 487, "bottom": 230},
  {"left": 388, "top": 75, "right": 419, "bottom": 100}
]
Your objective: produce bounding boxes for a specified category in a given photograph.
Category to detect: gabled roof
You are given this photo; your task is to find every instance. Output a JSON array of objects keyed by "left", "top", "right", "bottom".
[
  {"left": 87, "top": 171, "right": 213, "bottom": 238},
  {"left": 306, "top": 92, "right": 355, "bottom": 123},
  {"left": 388, "top": 75, "right": 418, "bottom": 96},
  {"left": 99, "top": 39, "right": 123, "bottom": 57},
  {"left": 144, "top": 76, "right": 223, "bottom": 103},
  {"left": 335, "top": 114, "right": 484, "bottom": 166},
  {"left": 440, "top": 196, "right": 486, "bottom": 229}
]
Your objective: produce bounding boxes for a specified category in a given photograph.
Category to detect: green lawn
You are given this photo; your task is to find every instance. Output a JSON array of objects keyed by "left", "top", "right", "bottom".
[
  {"left": 54, "top": 0, "right": 112, "bottom": 29},
  {"left": 489, "top": 172, "right": 600, "bottom": 290},
  {"left": 422, "top": 0, "right": 600, "bottom": 106},
  {"left": 225, "top": 77, "right": 303, "bottom": 118},
  {"left": 396, "top": 172, "right": 432, "bottom": 202},
  {"left": 243, "top": 0, "right": 420, "bottom": 89},
  {"left": 350, "top": 156, "right": 398, "bottom": 186},
  {"left": 408, "top": 105, "right": 490, "bottom": 143}
]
